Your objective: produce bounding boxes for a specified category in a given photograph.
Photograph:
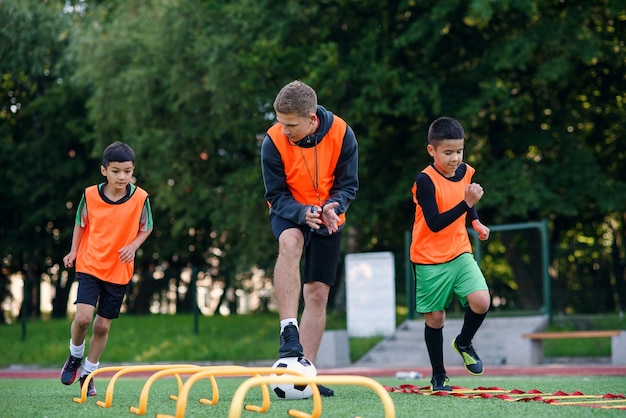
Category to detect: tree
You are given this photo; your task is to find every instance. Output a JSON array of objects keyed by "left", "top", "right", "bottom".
[
  {"left": 2, "top": 0, "right": 625, "bottom": 318},
  {"left": 0, "top": 0, "right": 93, "bottom": 318}
]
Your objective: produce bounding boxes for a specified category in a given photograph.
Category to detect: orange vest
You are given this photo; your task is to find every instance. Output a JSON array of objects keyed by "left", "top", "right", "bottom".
[
  {"left": 410, "top": 164, "right": 474, "bottom": 264},
  {"left": 268, "top": 116, "right": 348, "bottom": 226},
  {"left": 76, "top": 185, "right": 148, "bottom": 285}
]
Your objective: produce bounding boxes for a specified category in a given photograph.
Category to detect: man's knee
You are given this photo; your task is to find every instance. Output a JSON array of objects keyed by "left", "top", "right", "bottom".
[
  {"left": 278, "top": 229, "right": 304, "bottom": 258},
  {"left": 303, "top": 282, "right": 330, "bottom": 306}
]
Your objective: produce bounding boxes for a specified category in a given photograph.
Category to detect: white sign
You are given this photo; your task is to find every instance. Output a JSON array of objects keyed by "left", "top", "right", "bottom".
[{"left": 345, "top": 252, "right": 396, "bottom": 337}]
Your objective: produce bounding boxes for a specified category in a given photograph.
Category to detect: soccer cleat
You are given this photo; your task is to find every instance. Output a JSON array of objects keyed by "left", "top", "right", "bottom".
[
  {"left": 452, "top": 337, "right": 484, "bottom": 375},
  {"left": 278, "top": 324, "right": 304, "bottom": 358},
  {"left": 60, "top": 355, "right": 82, "bottom": 385},
  {"left": 317, "top": 384, "right": 334, "bottom": 397},
  {"left": 430, "top": 374, "right": 451, "bottom": 391},
  {"left": 79, "top": 375, "right": 97, "bottom": 397}
]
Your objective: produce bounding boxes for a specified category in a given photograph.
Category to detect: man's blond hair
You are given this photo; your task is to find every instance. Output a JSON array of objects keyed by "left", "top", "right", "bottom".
[{"left": 273, "top": 80, "right": 317, "bottom": 117}]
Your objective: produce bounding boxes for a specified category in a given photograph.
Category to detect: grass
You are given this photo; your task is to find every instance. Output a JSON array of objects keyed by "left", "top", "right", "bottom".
[
  {"left": 1, "top": 311, "right": 624, "bottom": 368},
  {"left": 2, "top": 312, "right": 626, "bottom": 417},
  {"left": 542, "top": 314, "right": 626, "bottom": 357},
  {"left": 0, "top": 312, "right": 381, "bottom": 368},
  {"left": 1, "top": 375, "right": 625, "bottom": 417}
]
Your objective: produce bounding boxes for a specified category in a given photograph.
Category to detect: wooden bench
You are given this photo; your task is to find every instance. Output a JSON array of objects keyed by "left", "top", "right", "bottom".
[{"left": 522, "top": 330, "right": 624, "bottom": 364}]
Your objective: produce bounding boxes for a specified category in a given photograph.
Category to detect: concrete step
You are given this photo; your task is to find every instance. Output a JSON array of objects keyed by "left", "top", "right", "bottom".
[{"left": 354, "top": 315, "right": 548, "bottom": 368}]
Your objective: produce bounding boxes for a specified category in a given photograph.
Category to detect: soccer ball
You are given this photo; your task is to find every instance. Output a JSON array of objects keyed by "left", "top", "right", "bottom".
[{"left": 270, "top": 356, "right": 318, "bottom": 400}]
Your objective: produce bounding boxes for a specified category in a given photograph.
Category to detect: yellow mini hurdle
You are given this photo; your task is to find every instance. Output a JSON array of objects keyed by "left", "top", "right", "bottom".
[
  {"left": 153, "top": 366, "right": 312, "bottom": 418},
  {"left": 70, "top": 364, "right": 396, "bottom": 418},
  {"left": 151, "top": 367, "right": 395, "bottom": 418},
  {"left": 129, "top": 365, "right": 249, "bottom": 415},
  {"left": 229, "top": 375, "right": 396, "bottom": 418},
  {"left": 72, "top": 364, "right": 200, "bottom": 406}
]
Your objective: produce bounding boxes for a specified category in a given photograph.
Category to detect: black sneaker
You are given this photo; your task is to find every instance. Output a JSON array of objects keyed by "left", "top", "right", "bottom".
[
  {"left": 278, "top": 324, "right": 304, "bottom": 358},
  {"left": 430, "top": 374, "right": 451, "bottom": 391},
  {"left": 79, "top": 375, "right": 97, "bottom": 397},
  {"left": 317, "top": 384, "right": 334, "bottom": 397},
  {"left": 60, "top": 355, "right": 82, "bottom": 385},
  {"left": 452, "top": 337, "right": 484, "bottom": 375}
]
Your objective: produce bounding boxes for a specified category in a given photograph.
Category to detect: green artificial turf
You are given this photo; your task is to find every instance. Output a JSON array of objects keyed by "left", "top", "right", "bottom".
[{"left": 1, "top": 375, "right": 625, "bottom": 417}]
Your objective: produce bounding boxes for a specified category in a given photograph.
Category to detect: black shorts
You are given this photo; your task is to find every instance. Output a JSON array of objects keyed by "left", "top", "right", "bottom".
[
  {"left": 75, "top": 273, "right": 128, "bottom": 319},
  {"left": 270, "top": 213, "right": 342, "bottom": 286}
]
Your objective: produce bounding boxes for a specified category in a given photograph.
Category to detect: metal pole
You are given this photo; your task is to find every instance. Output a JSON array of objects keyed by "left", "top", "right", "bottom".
[
  {"left": 21, "top": 276, "right": 27, "bottom": 341},
  {"left": 539, "top": 219, "right": 551, "bottom": 323},
  {"left": 192, "top": 266, "right": 199, "bottom": 335}
]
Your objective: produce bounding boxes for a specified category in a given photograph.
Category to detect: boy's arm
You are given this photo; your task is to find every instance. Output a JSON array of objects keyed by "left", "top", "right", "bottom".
[
  {"left": 472, "top": 219, "right": 490, "bottom": 240},
  {"left": 63, "top": 224, "right": 85, "bottom": 268},
  {"left": 416, "top": 174, "right": 470, "bottom": 232},
  {"left": 119, "top": 198, "right": 154, "bottom": 264},
  {"left": 118, "top": 227, "right": 153, "bottom": 264}
]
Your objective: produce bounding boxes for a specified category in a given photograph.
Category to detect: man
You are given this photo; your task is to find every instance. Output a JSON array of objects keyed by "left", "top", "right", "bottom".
[{"left": 261, "top": 80, "right": 359, "bottom": 397}]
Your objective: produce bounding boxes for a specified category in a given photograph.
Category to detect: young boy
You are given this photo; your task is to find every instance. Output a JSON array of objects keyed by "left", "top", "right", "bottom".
[
  {"left": 61, "top": 141, "right": 153, "bottom": 396},
  {"left": 410, "top": 117, "right": 491, "bottom": 391}
]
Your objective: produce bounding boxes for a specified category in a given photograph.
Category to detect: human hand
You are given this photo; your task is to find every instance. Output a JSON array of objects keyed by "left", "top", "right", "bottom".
[
  {"left": 472, "top": 219, "right": 490, "bottom": 241},
  {"left": 464, "top": 182, "right": 484, "bottom": 208},
  {"left": 63, "top": 253, "right": 76, "bottom": 268},
  {"left": 322, "top": 202, "right": 341, "bottom": 235},
  {"left": 118, "top": 244, "right": 138, "bottom": 264},
  {"left": 307, "top": 205, "right": 323, "bottom": 231}
]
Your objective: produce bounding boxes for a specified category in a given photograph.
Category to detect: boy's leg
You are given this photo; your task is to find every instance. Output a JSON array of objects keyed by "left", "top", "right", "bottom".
[
  {"left": 85, "top": 315, "right": 112, "bottom": 365},
  {"left": 456, "top": 290, "right": 490, "bottom": 346},
  {"left": 71, "top": 303, "right": 96, "bottom": 345},
  {"left": 78, "top": 280, "right": 126, "bottom": 397},
  {"left": 78, "top": 315, "right": 111, "bottom": 397},
  {"left": 61, "top": 302, "right": 95, "bottom": 385},
  {"left": 414, "top": 263, "right": 454, "bottom": 391},
  {"left": 424, "top": 311, "right": 451, "bottom": 391},
  {"left": 451, "top": 254, "right": 490, "bottom": 374}
]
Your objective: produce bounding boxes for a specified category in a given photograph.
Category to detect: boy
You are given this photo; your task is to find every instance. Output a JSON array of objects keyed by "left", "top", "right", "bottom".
[
  {"left": 261, "top": 80, "right": 359, "bottom": 397},
  {"left": 61, "top": 141, "right": 153, "bottom": 396},
  {"left": 410, "top": 117, "right": 491, "bottom": 391}
]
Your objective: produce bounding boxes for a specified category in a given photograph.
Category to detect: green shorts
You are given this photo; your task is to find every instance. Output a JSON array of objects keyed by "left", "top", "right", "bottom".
[{"left": 413, "top": 253, "right": 488, "bottom": 314}]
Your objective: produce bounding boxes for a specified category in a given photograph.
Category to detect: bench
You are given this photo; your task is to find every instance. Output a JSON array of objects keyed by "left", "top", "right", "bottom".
[{"left": 521, "top": 330, "right": 626, "bottom": 365}]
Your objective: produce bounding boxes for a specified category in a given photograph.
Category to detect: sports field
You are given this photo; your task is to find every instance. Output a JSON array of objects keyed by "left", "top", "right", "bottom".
[
  {"left": 2, "top": 367, "right": 625, "bottom": 417},
  {"left": 2, "top": 314, "right": 625, "bottom": 416}
]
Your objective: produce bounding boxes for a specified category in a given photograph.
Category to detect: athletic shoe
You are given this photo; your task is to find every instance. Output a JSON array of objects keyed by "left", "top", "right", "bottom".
[
  {"left": 317, "top": 384, "right": 334, "bottom": 397},
  {"left": 60, "top": 355, "right": 82, "bottom": 385},
  {"left": 278, "top": 324, "right": 304, "bottom": 358},
  {"left": 452, "top": 337, "right": 484, "bottom": 375},
  {"left": 430, "top": 374, "right": 451, "bottom": 391},
  {"left": 79, "top": 375, "right": 97, "bottom": 397}
]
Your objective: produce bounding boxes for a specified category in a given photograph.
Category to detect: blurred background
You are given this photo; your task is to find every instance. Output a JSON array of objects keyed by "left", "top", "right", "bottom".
[{"left": 1, "top": 0, "right": 625, "bottom": 325}]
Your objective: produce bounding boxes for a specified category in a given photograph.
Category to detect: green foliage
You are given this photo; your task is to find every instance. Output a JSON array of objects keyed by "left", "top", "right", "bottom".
[{"left": 2, "top": 0, "right": 626, "bottom": 317}]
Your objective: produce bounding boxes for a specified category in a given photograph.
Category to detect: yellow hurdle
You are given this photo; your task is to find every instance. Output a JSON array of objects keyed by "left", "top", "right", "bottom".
[
  {"left": 154, "top": 366, "right": 313, "bottom": 418},
  {"left": 72, "top": 364, "right": 396, "bottom": 418},
  {"left": 128, "top": 365, "right": 216, "bottom": 415},
  {"left": 72, "top": 364, "right": 198, "bottom": 407},
  {"left": 229, "top": 375, "right": 396, "bottom": 418},
  {"left": 128, "top": 365, "right": 253, "bottom": 415}
]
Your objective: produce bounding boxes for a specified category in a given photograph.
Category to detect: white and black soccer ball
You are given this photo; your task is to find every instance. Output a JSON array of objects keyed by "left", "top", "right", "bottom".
[{"left": 270, "top": 356, "right": 318, "bottom": 400}]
